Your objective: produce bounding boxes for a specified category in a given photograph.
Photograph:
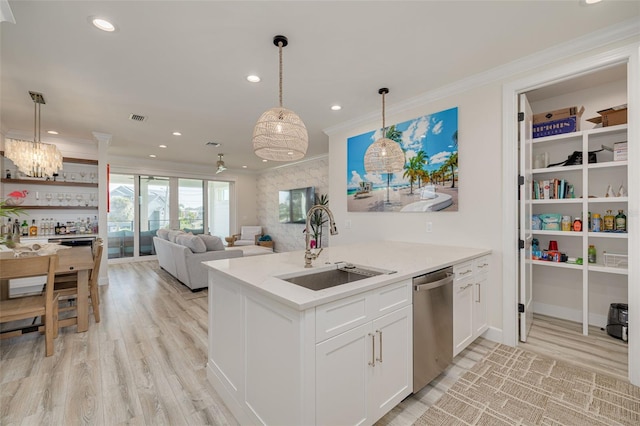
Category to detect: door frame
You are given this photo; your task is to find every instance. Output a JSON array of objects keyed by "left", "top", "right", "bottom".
[{"left": 501, "top": 43, "right": 639, "bottom": 384}]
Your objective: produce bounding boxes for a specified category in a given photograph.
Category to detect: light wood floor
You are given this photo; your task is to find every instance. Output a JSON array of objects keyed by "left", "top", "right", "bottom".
[
  {"left": 520, "top": 313, "right": 628, "bottom": 381},
  {"left": 0, "top": 261, "right": 629, "bottom": 425}
]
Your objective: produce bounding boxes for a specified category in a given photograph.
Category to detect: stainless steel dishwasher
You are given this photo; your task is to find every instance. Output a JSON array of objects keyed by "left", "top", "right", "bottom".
[{"left": 412, "top": 266, "right": 453, "bottom": 393}]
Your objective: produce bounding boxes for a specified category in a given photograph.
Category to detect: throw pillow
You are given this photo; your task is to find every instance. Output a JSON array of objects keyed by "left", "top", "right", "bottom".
[
  {"left": 156, "top": 228, "right": 170, "bottom": 240},
  {"left": 167, "top": 229, "right": 185, "bottom": 243},
  {"left": 175, "top": 234, "right": 207, "bottom": 253},
  {"left": 198, "top": 234, "right": 225, "bottom": 251}
]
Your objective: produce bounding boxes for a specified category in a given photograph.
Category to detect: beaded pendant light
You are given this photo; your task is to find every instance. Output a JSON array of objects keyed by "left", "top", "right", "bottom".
[
  {"left": 252, "top": 35, "right": 308, "bottom": 161},
  {"left": 363, "top": 88, "right": 405, "bottom": 203}
]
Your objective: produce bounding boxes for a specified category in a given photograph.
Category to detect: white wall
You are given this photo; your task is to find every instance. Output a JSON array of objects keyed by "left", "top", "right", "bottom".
[
  {"left": 328, "top": 83, "right": 504, "bottom": 333},
  {"left": 256, "top": 156, "right": 329, "bottom": 252}
]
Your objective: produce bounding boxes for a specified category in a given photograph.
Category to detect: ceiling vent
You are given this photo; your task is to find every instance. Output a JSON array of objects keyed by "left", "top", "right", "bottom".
[
  {"left": 206, "top": 141, "right": 221, "bottom": 147},
  {"left": 129, "top": 113, "right": 146, "bottom": 122}
]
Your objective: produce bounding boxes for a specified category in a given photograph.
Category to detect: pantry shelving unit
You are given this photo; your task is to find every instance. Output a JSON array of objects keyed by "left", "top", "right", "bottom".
[{"left": 530, "top": 123, "right": 628, "bottom": 334}]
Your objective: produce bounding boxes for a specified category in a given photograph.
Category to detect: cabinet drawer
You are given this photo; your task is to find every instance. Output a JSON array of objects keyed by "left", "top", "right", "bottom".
[
  {"left": 474, "top": 256, "right": 490, "bottom": 275},
  {"left": 316, "top": 292, "right": 371, "bottom": 343},
  {"left": 371, "top": 279, "right": 411, "bottom": 316},
  {"left": 454, "top": 261, "right": 474, "bottom": 280},
  {"left": 315, "top": 280, "right": 411, "bottom": 343}
]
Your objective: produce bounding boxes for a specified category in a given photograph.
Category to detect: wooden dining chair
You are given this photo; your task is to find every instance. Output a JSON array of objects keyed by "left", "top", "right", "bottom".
[
  {"left": 55, "top": 239, "right": 104, "bottom": 325},
  {"left": 0, "top": 255, "right": 59, "bottom": 357}
]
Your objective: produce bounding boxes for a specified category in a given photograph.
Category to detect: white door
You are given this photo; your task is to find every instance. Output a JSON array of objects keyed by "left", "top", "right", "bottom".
[
  {"left": 519, "top": 93, "right": 534, "bottom": 342},
  {"left": 316, "top": 323, "right": 369, "bottom": 426},
  {"left": 369, "top": 306, "right": 412, "bottom": 423}
]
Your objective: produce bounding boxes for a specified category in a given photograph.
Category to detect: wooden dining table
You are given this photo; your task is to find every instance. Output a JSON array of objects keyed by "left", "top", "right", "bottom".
[{"left": 0, "top": 246, "right": 95, "bottom": 332}]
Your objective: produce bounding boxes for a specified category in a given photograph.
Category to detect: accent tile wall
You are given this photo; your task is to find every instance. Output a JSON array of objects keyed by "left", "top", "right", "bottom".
[{"left": 256, "top": 156, "right": 328, "bottom": 252}]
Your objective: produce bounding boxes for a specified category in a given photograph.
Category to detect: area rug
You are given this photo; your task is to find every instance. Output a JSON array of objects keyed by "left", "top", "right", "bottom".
[{"left": 414, "top": 344, "right": 640, "bottom": 426}]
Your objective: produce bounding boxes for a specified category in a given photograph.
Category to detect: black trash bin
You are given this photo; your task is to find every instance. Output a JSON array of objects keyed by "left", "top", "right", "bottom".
[{"left": 606, "top": 303, "right": 628, "bottom": 342}]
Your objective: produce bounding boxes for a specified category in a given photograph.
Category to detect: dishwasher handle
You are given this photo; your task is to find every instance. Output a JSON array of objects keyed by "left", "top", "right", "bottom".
[{"left": 414, "top": 272, "right": 453, "bottom": 292}]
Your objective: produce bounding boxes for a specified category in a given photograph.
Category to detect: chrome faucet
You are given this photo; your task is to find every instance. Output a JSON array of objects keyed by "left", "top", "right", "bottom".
[{"left": 304, "top": 204, "right": 338, "bottom": 268}]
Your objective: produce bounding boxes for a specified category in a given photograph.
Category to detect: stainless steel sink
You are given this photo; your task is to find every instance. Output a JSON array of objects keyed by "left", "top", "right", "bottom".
[{"left": 279, "top": 263, "right": 396, "bottom": 291}]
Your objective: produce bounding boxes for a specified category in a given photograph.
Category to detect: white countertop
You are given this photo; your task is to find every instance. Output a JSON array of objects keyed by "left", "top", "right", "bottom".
[{"left": 204, "top": 241, "right": 490, "bottom": 310}]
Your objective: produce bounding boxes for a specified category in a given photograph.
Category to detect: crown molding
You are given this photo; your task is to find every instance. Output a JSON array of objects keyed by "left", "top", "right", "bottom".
[
  {"left": 323, "top": 18, "right": 640, "bottom": 137},
  {"left": 261, "top": 153, "right": 329, "bottom": 172}
]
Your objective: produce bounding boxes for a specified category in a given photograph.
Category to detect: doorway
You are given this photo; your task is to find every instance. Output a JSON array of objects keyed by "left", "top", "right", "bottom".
[{"left": 502, "top": 45, "right": 638, "bottom": 385}]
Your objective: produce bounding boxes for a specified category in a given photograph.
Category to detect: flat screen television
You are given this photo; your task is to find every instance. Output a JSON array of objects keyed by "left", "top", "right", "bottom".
[{"left": 279, "top": 186, "right": 315, "bottom": 224}]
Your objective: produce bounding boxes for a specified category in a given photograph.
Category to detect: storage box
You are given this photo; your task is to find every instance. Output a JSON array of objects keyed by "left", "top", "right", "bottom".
[
  {"left": 533, "top": 106, "right": 584, "bottom": 124},
  {"left": 603, "top": 252, "right": 628, "bottom": 269},
  {"left": 533, "top": 116, "right": 580, "bottom": 139},
  {"left": 586, "top": 104, "right": 628, "bottom": 127},
  {"left": 614, "top": 141, "right": 628, "bottom": 161}
]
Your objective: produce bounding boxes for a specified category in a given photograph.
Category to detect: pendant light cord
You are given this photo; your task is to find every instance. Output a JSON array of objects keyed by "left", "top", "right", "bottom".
[
  {"left": 381, "top": 91, "right": 386, "bottom": 131},
  {"left": 278, "top": 41, "right": 283, "bottom": 108}
]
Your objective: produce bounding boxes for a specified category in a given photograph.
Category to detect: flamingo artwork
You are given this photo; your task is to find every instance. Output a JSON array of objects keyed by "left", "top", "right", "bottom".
[
  {"left": 5, "top": 189, "right": 28, "bottom": 206},
  {"left": 8, "top": 190, "right": 28, "bottom": 199}
]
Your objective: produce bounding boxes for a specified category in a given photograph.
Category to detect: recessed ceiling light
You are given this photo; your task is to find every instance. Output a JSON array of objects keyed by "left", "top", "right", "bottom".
[
  {"left": 242, "top": 165, "right": 248, "bottom": 168},
  {"left": 262, "top": 159, "right": 268, "bottom": 162},
  {"left": 247, "top": 75, "right": 261, "bottom": 83},
  {"left": 172, "top": 131, "right": 182, "bottom": 136},
  {"left": 584, "top": 0, "right": 602, "bottom": 4},
  {"left": 331, "top": 105, "right": 342, "bottom": 111},
  {"left": 149, "top": 154, "right": 157, "bottom": 158},
  {"left": 47, "top": 130, "right": 59, "bottom": 135},
  {"left": 92, "top": 18, "right": 115, "bottom": 32},
  {"left": 159, "top": 144, "right": 167, "bottom": 148}
]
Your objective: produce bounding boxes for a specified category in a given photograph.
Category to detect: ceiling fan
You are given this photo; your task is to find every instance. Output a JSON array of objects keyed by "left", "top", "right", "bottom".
[{"left": 216, "top": 153, "right": 227, "bottom": 174}]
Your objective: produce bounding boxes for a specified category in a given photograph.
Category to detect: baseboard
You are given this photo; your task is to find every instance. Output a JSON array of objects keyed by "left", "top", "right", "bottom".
[
  {"left": 206, "top": 362, "right": 248, "bottom": 425},
  {"left": 533, "top": 302, "right": 608, "bottom": 328},
  {"left": 481, "top": 326, "right": 503, "bottom": 344}
]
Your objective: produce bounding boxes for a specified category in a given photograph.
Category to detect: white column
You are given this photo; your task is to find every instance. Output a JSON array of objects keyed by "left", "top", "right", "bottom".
[{"left": 93, "top": 131, "right": 112, "bottom": 285}]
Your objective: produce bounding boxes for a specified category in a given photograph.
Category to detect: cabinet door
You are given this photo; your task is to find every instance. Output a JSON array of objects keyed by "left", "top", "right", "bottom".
[
  {"left": 453, "top": 276, "right": 473, "bottom": 356},
  {"left": 316, "top": 323, "right": 370, "bottom": 426},
  {"left": 473, "top": 274, "right": 488, "bottom": 337},
  {"left": 369, "top": 305, "right": 412, "bottom": 423}
]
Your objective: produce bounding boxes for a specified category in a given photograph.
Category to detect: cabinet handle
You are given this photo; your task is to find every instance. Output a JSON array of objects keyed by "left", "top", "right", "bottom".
[
  {"left": 478, "top": 263, "right": 489, "bottom": 268},
  {"left": 459, "top": 269, "right": 473, "bottom": 276},
  {"left": 375, "top": 330, "right": 383, "bottom": 363},
  {"left": 476, "top": 283, "right": 481, "bottom": 303},
  {"left": 459, "top": 283, "right": 473, "bottom": 291},
  {"left": 368, "top": 333, "right": 375, "bottom": 367}
]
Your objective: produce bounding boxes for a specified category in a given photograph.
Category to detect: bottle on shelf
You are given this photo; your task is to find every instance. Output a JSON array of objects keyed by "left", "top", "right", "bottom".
[
  {"left": 29, "top": 220, "right": 38, "bottom": 236},
  {"left": 588, "top": 245, "right": 596, "bottom": 264},
  {"left": 615, "top": 210, "right": 627, "bottom": 232},
  {"left": 12, "top": 219, "right": 20, "bottom": 237},
  {"left": 561, "top": 215, "right": 572, "bottom": 232},
  {"left": 55, "top": 222, "right": 61, "bottom": 235},
  {"left": 592, "top": 214, "right": 602, "bottom": 232},
  {"left": 21, "top": 219, "right": 29, "bottom": 236},
  {"left": 572, "top": 217, "right": 582, "bottom": 232},
  {"left": 1, "top": 219, "right": 8, "bottom": 237},
  {"left": 603, "top": 210, "right": 615, "bottom": 231}
]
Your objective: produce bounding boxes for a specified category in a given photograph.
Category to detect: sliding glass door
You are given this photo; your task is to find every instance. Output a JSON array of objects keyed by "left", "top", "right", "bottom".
[{"left": 108, "top": 172, "right": 231, "bottom": 260}]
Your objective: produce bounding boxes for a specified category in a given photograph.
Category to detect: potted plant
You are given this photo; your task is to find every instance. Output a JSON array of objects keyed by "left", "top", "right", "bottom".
[
  {"left": 1, "top": 198, "right": 26, "bottom": 247},
  {"left": 309, "top": 193, "right": 328, "bottom": 248}
]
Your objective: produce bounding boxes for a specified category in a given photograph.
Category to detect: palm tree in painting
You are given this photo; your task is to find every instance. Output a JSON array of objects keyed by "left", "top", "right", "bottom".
[
  {"left": 452, "top": 130, "right": 458, "bottom": 149},
  {"left": 385, "top": 125, "right": 402, "bottom": 144},
  {"left": 412, "top": 150, "right": 428, "bottom": 188},
  {"left": 443, "top": 152, "right": 458, "bottom": 188},
  {"left": 403, "top": 156, "right": 421, "bottom": 194}
]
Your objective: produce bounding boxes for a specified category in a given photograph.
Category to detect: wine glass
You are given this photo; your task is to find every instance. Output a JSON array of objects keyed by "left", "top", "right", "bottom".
[
  {"left": 79, "top": 171, "right": 87, "bottom": 182},
  {"left": 76, "top": 194, "right": 84, "bottom": 207},
  {"left": 70, "top": 173, "right": 76, "bottom": 182},
  {"left": 35, "top": 191, "right": 40, "bottom": 206},
  {"left": 62, "top": 171, "right": 68, "bottom": 182},
  {"left": 90, "top": 193, "right": 97, "bottom": 207},
  {"left": 45, "top": 192, "right": 53, "bottom": 206},
  {"left": 57, "top": 192, "right": 64, "bottom": 206},
  {"left": 65, "top": 193, "right": 72, "bottom": 206},
  {"left": 89, "top": 172, "right": 96, "bottom": 183}
]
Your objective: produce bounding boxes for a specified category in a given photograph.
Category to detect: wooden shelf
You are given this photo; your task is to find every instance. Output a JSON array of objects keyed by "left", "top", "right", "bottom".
[
  {"left": 1, "top": 178, "right": 98, "bottom": 188},
  {"left": 16, "top": 205, "right": 98, "bottom": 210}
]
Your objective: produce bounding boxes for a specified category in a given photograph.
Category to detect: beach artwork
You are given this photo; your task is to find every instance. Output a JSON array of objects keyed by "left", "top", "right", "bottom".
[{"left": 347, "top": 107, "right": 458, "bottom": 212}]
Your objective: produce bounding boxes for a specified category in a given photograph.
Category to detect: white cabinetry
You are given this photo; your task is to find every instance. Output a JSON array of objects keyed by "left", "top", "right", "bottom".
[
  {"left": 530, "top": 124, "right": 628, "bottom": 333},
  {"left": 453, "top": 256, "right": 490, "bottom": 356},
  {"left": 208, "top": 274, "right": 412, "bottom": 426}
]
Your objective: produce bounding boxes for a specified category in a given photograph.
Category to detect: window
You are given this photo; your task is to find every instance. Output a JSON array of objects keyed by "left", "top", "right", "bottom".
[
  {"left": 140, "top": 176, "right": 170, "bottom": 256},
  {"left": 208, "top": 181, "right": 230, "bottom": 238},
  {"left": 108, "top": 174, "right": 134, "bottom": 259},
  {"left": 179, "top": 179, "right": 204, "bottom": 234}
]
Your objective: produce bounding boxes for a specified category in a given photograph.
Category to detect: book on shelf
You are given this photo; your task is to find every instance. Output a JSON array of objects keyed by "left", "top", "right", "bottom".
[{"left": 532, "top": 178, "right": 572, "bottom": 200}]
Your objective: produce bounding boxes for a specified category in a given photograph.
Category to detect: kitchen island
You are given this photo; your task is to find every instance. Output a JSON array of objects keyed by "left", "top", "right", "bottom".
[{"left": 204, "top": 241, "right": 490, "bottom": 426}]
